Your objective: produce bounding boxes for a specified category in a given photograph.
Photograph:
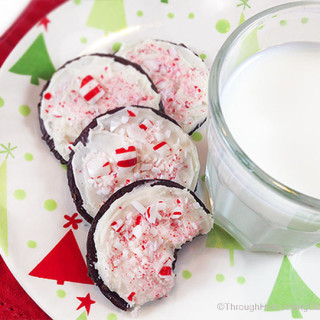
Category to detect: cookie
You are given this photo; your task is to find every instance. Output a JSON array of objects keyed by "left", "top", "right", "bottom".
[
  {"left": 68, "top": 106, "right": 200, "bottom": 222},
  {"left": 87, "top": 179, "right": 213, "bottom": 310},
  {"left": 118, "top": 39, "right": 209, "bottom": 134},
  {"left": 39, "top": 54, "right": 162, "bottom": 163}
]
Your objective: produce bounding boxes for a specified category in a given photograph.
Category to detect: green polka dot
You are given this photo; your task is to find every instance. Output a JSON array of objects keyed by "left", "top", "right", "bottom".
[
  {"left": 112, "top": 42, "right": 122, "bottom": 53},
  {"left": 19, "top": 105, "right": 31, "bottom": 117},
  {"left": 0, "top": 97, "right": 4, "bottom": 107},
  {"left": 237, "top": 276, "right": 246, "bottom": 284},
  {"left": 200, "top": 53, "right": 207, "bottom": 60},
  {"left": 44, "top": 199, "right": 57, "bottom": 211},
  {"left": 137, "top": 10, "right": 143, "bottom": 17},
  {"left": 73, "top": 0, "right": 81, "bottom": 4},
  {"left": 24, "top": 153, "right": 33, "bottom": 161},
  {"left": 216, "top": 19, "right": 231, "bottom": 34},
  {"left": 216, "top": 273, "right": 225, "bottom": 282},
  {"left": 280, "top": 20, "right": 287, "bottom": 26},
  {"left": 182, "top": 270, "right": 192, "bottom": 279},
  {"left": 272, "top": 14, "right": 278, "bottom": 18},
  {"left": 316, "top": 243, "right": 320, "bottom": 248},
  {"left": 201, "top": 174, "right": 205, "bottom": 182},
  {"left": 14, "top": 189, "right": 26, "bottom": 200},
  {"left": 168, "top": 13, "right": 174, "bottom": 19},
  {"left": 188, "top": 13, "right": 195, "bottom": 19},
  {"left": 301, "top": 17, "right": 309, "bottom": 24},
  {"left": 56, "top": 290, "right": 66, "bottom": 298},
  {"left": 80, "top": 36, "right": 87, "bottom": 44},
  {"left": 27, "top": 240, "right": 37, "bottom": 248},
  {"left": 191, "top": 132, "right": 203, "bottom": 142},
  {"left": 107, "top": 313, "right": 118, "bottom": 320},
  {"left": 61, "top": 164, "right": 67, "bottom": 170}
]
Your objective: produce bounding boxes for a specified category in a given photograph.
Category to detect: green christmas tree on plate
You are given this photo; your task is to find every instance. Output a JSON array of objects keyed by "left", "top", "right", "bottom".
[
  {"left": 86, "top": 0, "right": 127, "bottom": 35},
  {"left": 75, "top": 311, "right": 87, "bottom": 320},
  {"left": 234, "top": 0, "right": 259, "bottom": 66},
  {"left": 206, "top": 224, "right": 243, "bottom": 266},
  {"left": 265, "top": 256, "right": 320, "bottom": 318},
  {"left": 9, "top": 33, "right": 55, "bottom": 85}
]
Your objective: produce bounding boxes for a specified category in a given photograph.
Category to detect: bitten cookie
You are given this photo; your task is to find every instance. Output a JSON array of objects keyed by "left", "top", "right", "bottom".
[
  {"left": 118, "top": 39, "right": 209, "bottom": 134},
  {"left": 87, "top": 179, "right": 213, "bottom": 310},
  {"left": 68, "top": 106, "right": 200, "bottom": 222},
  {"left": 39, "top": 54, "right": 162, "bottom": 163}
]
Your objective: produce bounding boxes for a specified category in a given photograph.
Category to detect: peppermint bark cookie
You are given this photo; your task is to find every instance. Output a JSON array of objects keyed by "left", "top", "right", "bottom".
[
  {"left": 118, "top": 39, "right": 209, "bottom": 134},
  {"left": 87, "top": 179, "right": 213, "bottom": 310},
  {"left": 68, "top": 106, "right": 200, "bottom": 222},
  {"left": 39, "top": 54, "right": 162, "bottom": 163}
]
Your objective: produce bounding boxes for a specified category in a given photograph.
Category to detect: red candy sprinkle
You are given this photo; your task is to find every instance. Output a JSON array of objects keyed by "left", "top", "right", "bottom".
[
  {"left": 159, "top": 266, "right": 172, "bottom": 277},
  {"left": 111, "top": 220, "right": 124, "bottom": 232},
  {"left": 102, "top": 161, "right": 110, "bottom": 167},
  {"left": 135, "top": 215, "right": 142, "bottom": 226},
  {"left": 44, "top": 92, "right": 52, "bottom": 100},
  {"left": 127, "top": 292, "right": 136, "bottom": 301},
  {"left": 153, "top": 141, "right": 167, "bottom": 151},
  {"left": 139, "top": 123, "right": 147, "bottom": 130},
  {"left": 127, "top": 110, "right": 136, "bottom": 117}
]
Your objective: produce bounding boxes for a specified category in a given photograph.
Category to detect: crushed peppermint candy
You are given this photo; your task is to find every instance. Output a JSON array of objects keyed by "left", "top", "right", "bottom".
[
  {"left": 153, "top": 142, "right": 171, "bottom": 157},
  {"left": 70, "top": 107, "right": 200, "bottom": 220},
  {"left": 115, "top": 146, "right": 137, "bottom": 168},
  {"left": 79, "top": 75, "right": 105, "bottom": 104},
  {"left": 118, "top": 39, "right": 209, "bottom": 133},
  {"left": 159, "top": 266, "right": 172, "bottom": 278},
  {"left": 111, "top": 219, "right": 124, "bottom": 232},
  {"left": 139, "top": 119, "right": 154, "bottom": 131},
  {"left": 131, "top": 201, "right": 146, "bottom": 214},
  {"left": 40, "top": 55, "right": 161, "bottom": 162},
  {"left": 91, "top": 183, "right": 213, "bottom": 309}
]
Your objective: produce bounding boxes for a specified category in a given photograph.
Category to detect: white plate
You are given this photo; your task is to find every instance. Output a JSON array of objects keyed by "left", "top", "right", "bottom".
[{"left": 1, "top": 0, "right": 320, "bottom": 319}]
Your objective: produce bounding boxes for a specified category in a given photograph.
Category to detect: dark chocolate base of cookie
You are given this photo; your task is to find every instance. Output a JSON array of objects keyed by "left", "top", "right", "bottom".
[
  {"left": 38, "top": 53, "right": 164, "bottom": 164},
  {"left": 67, "top": 105, "right": 182, "bottom": 224},
  {"left": 86, "top": 179, "right": 210, "bottom": 311}
]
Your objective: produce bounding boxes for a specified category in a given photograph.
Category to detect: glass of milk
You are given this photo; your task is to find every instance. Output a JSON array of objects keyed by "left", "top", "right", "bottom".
[{"left": 207, "top": 1, "right": 320, "bottom": 254}]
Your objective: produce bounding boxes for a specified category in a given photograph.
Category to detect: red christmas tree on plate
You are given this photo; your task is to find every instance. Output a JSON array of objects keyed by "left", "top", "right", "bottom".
[{"left": 29, "top": 230, "right": 93, "bottom": 285}]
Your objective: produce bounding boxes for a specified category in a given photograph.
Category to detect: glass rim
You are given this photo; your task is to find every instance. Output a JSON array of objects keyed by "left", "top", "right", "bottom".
[{"left": 209, "top": 1, "right": 320, "bottom": 210}]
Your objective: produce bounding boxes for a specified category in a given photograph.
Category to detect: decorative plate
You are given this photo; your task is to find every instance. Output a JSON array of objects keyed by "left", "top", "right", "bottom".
[{"left": 1, "top": 0, "right": 319, "bottom": 319}]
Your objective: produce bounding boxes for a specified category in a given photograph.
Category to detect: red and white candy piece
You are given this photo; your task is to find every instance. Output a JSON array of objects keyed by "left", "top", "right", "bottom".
[
  {"left": 79, "top": 75, "right": 105, "bottom": 104},
  {"left": 111, "top": 219, "right": 124, "bottom": 232},
  {"left": 131, "top": 200, "right": 146, "bottom": 214},
  {"left": 115, "top": 146, "right": 137, "bottom": 168},
  {"left": 171, "top": 207, "right": 182, "bottom": 219},
  {"left": 139, "top": 119, "right": 154, "bottom": 131},
  {"left": 87, "top": 157, "right": 111, "bottom": 178},
  {"left": 159, "top": 265, "right": 172, "bottom": 279},
  {"left": 127, "top": 292, "right": 136, "bottom": 302},
  {"left": 145, "top": 205, "right": 158, "bottom": 224},
  {"left": 158, "top": 256, "right": 173, "bottom": 279},
  {"left": 153, "top": 141, "right": 171, "bottom": 157}
]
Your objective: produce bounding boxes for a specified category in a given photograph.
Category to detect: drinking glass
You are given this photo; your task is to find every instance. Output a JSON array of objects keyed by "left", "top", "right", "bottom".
[{"left": 207, "top": 1, "right": 320, "bottom": 254}]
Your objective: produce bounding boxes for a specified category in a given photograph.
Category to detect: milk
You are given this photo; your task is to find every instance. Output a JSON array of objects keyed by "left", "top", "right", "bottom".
[{"left": 221, "top": 42, "right": 320, "bottom": 199}]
